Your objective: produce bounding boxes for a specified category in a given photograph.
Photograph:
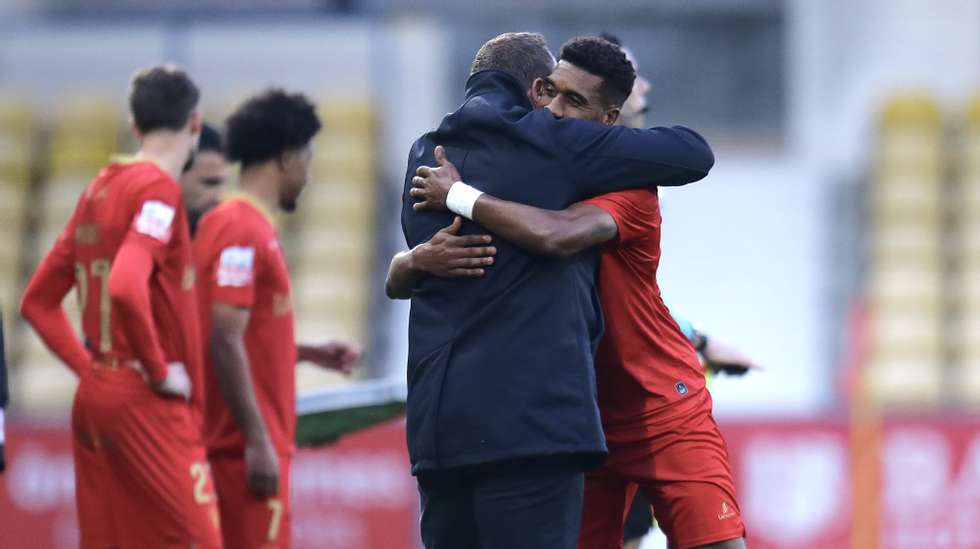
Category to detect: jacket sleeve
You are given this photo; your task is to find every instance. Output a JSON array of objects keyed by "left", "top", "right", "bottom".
[{"left": 544, "top": 112, "right": 714, "bottom": 199}]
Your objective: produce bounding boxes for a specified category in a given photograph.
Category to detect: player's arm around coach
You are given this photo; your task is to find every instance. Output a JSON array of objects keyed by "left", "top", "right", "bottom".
[{"left": 386, "top": 145, "right": 619, "bottom": 298}]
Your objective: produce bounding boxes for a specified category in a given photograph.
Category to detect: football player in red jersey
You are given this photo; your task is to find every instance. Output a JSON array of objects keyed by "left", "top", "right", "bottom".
[
  {"left": 396, "top": 37, "right": 746, "bottom": 549},
  {"left": 20, "top": 65, "right": 222, "bottom": 549},
  {"left": 195, "top": 89, "right": 360, "bottom": 549},
  {"left": 181, "top": 122, "right": 228, "bottom": 236}
]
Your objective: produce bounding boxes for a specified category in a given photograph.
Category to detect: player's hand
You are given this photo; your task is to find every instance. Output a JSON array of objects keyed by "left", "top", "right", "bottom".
[
  {"left": 299, "top": 340, "right": 362, "bottom": 374},
  {"left": 151, "top": 362, "right": 192, "bottom": 400},
  {"left": 411, "top": 145, "right": 461, "bottom": 211},
  {"left": 413, "top": 217, "right": 496, "bottom": 277},
  {"left": 245, "top": 437, "right": 280, "bottom": 498},
  {"left": 702, "top": 338, "right": 760, "bottom": 377}
]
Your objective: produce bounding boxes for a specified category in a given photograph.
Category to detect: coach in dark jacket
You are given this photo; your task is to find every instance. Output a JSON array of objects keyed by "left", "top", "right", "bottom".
[{"left": 400, "top": 33, "right": 713, "bottom": 549}]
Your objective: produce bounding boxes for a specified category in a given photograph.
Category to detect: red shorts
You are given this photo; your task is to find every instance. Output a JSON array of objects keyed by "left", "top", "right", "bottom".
[
  {"left": 579, "top": 390, "right": 745, "bottom": 549},
  {"left": 211, "top": 455, "right": 292, "bottom": 549},
  {"left": 71, "top": 365, "right": 223, "bottom": 549}
]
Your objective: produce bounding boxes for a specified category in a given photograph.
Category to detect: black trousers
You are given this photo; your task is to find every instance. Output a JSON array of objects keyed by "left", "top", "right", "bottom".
[
  {"left": 417, "top": 456, "right": 586, "bottom": 549},
  {"left": 623, "top": 490, "right": 654, "bottom": 541}
]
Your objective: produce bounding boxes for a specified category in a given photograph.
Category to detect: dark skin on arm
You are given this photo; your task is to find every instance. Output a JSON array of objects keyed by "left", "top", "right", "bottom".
[
  {"left": 210, "top": 303, "right": 280, "bottom": 497},
  {"left": 210, "top": 305, "right": 363, "bottom": 497},
  {"left": 385, "top": 216, "right": 497, "bottom": 299},
  {"left": 385, "top": 145, "right": 618, "bottom": 300},
  {"left": 410, "top": 146, "right": 619, "bottom": 258}
]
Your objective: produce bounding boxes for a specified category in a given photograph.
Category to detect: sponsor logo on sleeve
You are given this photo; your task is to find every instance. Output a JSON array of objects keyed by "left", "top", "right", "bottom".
[
  {"left": 217, "top": 246, "right": 255, "bottom": 287},
  {"left": 133, "top": 200, "right": 176, "bottom": 242}
]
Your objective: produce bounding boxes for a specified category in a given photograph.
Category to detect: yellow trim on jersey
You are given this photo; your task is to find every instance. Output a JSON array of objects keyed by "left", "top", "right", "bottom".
[
  {"left": 109, "top": 153, "right": 166, "bottom": 173},
  {"left": 223, "top": 190, "right": 279, "bottom": 229}
]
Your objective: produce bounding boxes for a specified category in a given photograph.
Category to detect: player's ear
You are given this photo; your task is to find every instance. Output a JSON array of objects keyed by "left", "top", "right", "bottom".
[
  {"left": 128, "top": 116, "right": 143, "bottom": 140},
  {"left": 528, "top": 78, "right": 548, "bottom": 107},
  {"left": 602, "top": 107, "right": 621, "bottom": 127},
  {"left": 276, "top": 150, "right": 293, "bottom": 174},
  {"left": 188, "top": 111, "right": 202, "bottom": 135}
]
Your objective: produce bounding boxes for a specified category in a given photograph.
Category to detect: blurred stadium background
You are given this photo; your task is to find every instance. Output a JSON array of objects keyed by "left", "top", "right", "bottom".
[{"left": 1, "top": 0, "right": 979, "bottom": 548}]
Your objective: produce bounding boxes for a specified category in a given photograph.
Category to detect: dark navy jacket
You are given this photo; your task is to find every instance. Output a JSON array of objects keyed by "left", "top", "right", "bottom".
[{"left": 400, "top": 70, "right": 713, "bottom": 474}]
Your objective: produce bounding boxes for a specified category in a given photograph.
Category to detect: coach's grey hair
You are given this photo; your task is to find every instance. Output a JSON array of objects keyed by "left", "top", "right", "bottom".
[{"left": 470, "top": 32, "right": 556, "bottom": 91}]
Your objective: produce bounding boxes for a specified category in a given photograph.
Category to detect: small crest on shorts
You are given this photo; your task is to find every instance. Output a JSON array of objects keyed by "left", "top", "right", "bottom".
[
  {"left": 718, "top": 501, "right": 737, "bottom": 520},
  {"left": 675, "top": 381, "right": 688, "bottom": 395}
]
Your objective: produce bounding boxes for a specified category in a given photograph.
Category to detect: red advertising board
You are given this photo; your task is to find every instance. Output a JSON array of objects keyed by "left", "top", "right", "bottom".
[
  {"left": 3, "top": 417, "right": 979, "bottom": 549},
  {"left": 721, "top": 418, "right": 980, "bottom": 549},
  {"left": 722, "top": 420, "right": 852, "bottom": 549},
  {"left": 0, "top": 419, "right": 418, "bottom": 549}
]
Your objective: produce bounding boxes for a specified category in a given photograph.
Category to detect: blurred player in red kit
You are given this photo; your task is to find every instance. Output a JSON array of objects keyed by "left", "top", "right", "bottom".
[
  {"left": 195, "top": 89, "right": 360, "bottom": 549},
  {"left": 181, "top": 122, "right": 228, "bottom": 236},
  {"left": 405, "top": 37, "right": 746, "bottom": 549},
  {"left": 20, "top": 65, "right": 222, "bottom": 548}
]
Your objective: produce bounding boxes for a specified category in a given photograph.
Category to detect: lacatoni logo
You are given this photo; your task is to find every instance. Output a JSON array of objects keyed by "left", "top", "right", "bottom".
[
  {"left": 718, "top": 501, "right": 737, "bottom": 520},
  {"left": 134, "top": 200, "right": 176, "bottom": 242},
  {"left": 217, "top": 246, "right": 256, "bottom": 287}
]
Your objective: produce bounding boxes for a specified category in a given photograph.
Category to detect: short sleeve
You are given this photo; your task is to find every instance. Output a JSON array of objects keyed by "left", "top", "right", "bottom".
[
  {"left": 584, "top": 189, "right": 660, "bottom": 244},
  {"left": 123, "top": 177, "right": 182, "bottom": 264}
]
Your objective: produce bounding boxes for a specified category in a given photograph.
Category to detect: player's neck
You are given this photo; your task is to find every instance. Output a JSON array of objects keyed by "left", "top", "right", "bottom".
[
  {"left": 237, "top": 166, "right": 280, "bottom": 214},
  {"left": 136, "top": 133, "right": 192, "bottom": 181}
]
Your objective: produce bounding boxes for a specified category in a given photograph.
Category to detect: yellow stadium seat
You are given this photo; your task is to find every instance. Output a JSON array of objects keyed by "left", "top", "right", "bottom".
[{"left": 881, "top": 95, "right": 941, "bottom": 130}]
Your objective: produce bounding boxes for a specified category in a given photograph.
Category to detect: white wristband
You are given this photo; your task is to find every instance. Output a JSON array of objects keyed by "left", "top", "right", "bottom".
[
  {"left": 0, "top": 408, "right": 5, "bottom": 444},
  {"left": 445, "top": 181, "right": 484, "bottom": 220}
]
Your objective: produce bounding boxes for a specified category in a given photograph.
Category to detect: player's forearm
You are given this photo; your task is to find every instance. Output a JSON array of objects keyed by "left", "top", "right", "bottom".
[
  {"left": 295, "top": 343, "right": 316, "bottom": 363},
  {"left": 472, "top": 196, "right": 612, "bottom": 257},
  {"left": 472, "top": 195, "right": 575, "bottom": 256},
  {"left": 106, "top": 244, "right": 168, "bottom": 384},
  {"left": 385, "top": 250, "right": 423, "bottom": 299},
  {"left": 210, "top": 332, "right": 271, "bottom": 445}
]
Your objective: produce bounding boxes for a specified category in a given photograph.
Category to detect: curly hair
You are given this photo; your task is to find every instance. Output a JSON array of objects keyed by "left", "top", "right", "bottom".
[
  {"left": 129, "top": 65, "right": 200, "bottom": 133},
  {"left": 558, "top": 36, "right": 636, "bottom": 108},
  {"left": 225, "top": 89, "right": 321, "bottom": 168}
]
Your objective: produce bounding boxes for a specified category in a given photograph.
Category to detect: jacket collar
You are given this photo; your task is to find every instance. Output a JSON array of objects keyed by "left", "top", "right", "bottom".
[{"left": 463, "top": 70, "right": 532, "bottom": 110}]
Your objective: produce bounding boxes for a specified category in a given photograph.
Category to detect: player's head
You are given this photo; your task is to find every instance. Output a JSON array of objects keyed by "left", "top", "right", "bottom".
[
  {"left": 180, "top": 123, "right": 226, "bottom": 231},
  {"left": 471, "top": 32, "right": 556, "bottom": 104},
  {"left": 600, "top": 32, "right": 652, "bottom": 129},
  {"left": 529, "top": 36, "right": 635, "bottom": 126},
  {"left": 225, "top": 89, "right": 321, "bottom": 212},
  {"left": 128, "top": 65, "right": 201, "bottom": 157}
]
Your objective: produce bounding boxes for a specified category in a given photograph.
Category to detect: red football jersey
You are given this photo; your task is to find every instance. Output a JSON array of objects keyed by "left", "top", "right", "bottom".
[
  {"left": 585, "top": 189, "right": 706, "bottom": 442},
  {"left": 194, "top": 194, "right": 297, "bottom": 458},
  {"left": 33, "top": 160, "right": 203, "bottom": 410}
]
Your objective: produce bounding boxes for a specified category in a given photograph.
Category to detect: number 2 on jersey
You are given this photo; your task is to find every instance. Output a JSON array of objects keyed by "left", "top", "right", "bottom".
[{"left": 75, "top": 258, "right": 112, "bottom": 353}]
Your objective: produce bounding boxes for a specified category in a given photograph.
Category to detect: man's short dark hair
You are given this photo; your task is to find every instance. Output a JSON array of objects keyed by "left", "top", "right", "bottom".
[
  {"left": 559, "top": 36, "right": 636, "bottom": 108},
  {"left": 225, "top": 89, "right": 321, "bottom": 168},
  {"left": 198, "top": 123, "right": 223, "bottom": 154},
  {"left": 128, "top": 65, "right": 200, "bottom": 133},
  {"left": 599, "top": 32, "right": 622, "bottom": 47},
  {"left": 470, "top": 32, "right": 555, "bottom": 91}
]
